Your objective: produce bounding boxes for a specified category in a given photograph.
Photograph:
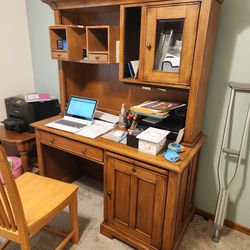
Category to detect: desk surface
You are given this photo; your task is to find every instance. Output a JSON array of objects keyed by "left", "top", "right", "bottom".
[
  {"left": 32, "top": 115, "right": 205, "bottom": 173},
  {"left": 0, "top": 125, "right": 35, "bottom": 143}
]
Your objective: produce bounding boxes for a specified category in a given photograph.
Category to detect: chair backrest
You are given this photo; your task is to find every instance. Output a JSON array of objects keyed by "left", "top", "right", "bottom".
[{"left": 0, "top": 145, "right": 27, "bottom": 234}]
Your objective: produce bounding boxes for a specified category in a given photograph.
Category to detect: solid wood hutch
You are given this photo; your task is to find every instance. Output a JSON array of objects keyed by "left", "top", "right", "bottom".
[{"left": 34, "top": 0, "right": 223, "bottom": 249}]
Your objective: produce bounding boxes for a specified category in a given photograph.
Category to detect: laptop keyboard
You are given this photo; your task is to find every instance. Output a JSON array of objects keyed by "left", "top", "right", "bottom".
[{"left": 55, "top": 119, "right": 86, "bottom": 129}]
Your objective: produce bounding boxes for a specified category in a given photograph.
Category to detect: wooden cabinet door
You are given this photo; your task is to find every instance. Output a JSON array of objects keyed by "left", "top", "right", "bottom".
[
  {"left": 105, "top": 156, "right": 167, "bottom": 248},
  {"left": 142, "top": 4, "right": 199, "bottom": 85}
]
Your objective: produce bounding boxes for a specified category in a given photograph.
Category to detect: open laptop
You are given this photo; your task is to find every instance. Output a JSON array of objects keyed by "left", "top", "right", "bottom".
[{"left": 46, "top": 96, "right": 98, "bottom": 133}]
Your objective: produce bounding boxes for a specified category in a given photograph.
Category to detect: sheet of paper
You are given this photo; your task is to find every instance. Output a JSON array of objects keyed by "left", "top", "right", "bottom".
[
  {"left": 93, "top": 119, "right": 115, "bottom": 128},
  {"left": 76, "top": 124, "right": 113, "bottom": 139},
  {"left": 95, "top": 110, "right": 119, "bottom": 124}
]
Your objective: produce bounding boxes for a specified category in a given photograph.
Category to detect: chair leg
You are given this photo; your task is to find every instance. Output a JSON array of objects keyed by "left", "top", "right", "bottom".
[
  {"left": 69, "top": 191, "right": 79, "bottom": 244},
  {"left": 20, "top": 238, "right": 31, "bottom": 250}
]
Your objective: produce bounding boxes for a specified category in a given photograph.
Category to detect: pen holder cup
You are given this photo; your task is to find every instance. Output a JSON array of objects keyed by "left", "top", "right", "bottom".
[{"left": 127, "top": 134, "right": 139, "bottom": 148}]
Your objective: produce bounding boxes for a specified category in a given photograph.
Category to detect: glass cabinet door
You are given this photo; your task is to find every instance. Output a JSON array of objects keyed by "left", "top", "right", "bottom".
[
  {"left": 153, "top": 19, "right": 184, "bottom": 73},
  {"left": 142, "top": 4, "right": 199, "bottom": 85}
]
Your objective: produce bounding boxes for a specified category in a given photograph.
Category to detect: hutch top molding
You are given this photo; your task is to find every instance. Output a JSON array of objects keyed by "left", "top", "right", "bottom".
[{"left": 42, "top": 0, "right": 223, "bottom": 9}]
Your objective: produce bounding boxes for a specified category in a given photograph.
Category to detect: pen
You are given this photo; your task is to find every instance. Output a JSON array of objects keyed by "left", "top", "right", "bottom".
[{"left": 130, "top": 114, "right": 138, "bottom": 130}]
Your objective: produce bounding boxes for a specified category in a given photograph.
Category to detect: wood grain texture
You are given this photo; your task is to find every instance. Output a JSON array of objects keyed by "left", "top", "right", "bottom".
[
  {"left": 42, "top": 0, "right": 201, "bottom": 9},
  {"left": 0, "top": 145, "right": 79, "bottom": 249},
  {"left": 32, "top": 117, "right": 205, "bottom": 173},
  {"left": 142, "top": 4, "right": 200, "bottom": 85},
  {"left": 42, "top": 0, "right": 223, "bottom": 10},
  {"left": 184, "top": 0, "right": 222, "bottom": 143},
  {"left": 62, "top": 62, "right": 188, "bottom": 114},
  {"left": 0, "top": 126, "right": 35, "bottom": 172},
  {"left": 0, "top": 126, "right": 35, "bottom": 144},
  {"left": 104, "top": 154, "right": 167, "bottom": 248},
  {"left": 162, "top": 171, "right": 181, "bottom": 249}
]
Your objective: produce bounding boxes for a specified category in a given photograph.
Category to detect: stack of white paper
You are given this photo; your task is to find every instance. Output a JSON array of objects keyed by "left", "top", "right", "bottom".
[{"left": 76, "top": 120, "right": 115, "bottom": 139}]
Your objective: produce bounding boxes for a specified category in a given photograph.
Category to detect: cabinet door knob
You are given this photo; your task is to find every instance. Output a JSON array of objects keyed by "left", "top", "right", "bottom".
[
  {"left": 81, "top": 149, "right": 87, "bottom": 154},
  {"left": 132, "top": 167, "right": 136, "bottom": 173},
  {"left": 146, "top": 42, "right": 152, "bottom": 50},
  {"left": 50, "top": 138, "right": 55, "bottom": 144},
  {"left": 107, "top": 192, "right": 112, "bottom": 197}
]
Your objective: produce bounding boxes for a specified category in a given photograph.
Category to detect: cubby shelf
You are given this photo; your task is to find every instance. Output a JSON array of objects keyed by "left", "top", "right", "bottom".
[
  {"left": 86, "top": 25, "right": 119, "bottom": 63},
  {"left": 49, "top": 24, "right": 119, "bottom": 63},
  {"left": 49, "top": 25, "right": 86, "bottom": 61}
]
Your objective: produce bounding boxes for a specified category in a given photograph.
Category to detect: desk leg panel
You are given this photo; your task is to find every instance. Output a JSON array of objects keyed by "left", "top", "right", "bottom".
[{"left": 35, "top": 130, "right": 46, "bottom": 176}]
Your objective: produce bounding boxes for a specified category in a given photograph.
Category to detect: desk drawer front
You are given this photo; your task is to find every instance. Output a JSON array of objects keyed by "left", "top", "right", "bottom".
[
  {"left": 40, "top": 132, "right": 103, "bottom": 162},
  {"left": 51, "top": 51, "right": 68, "bottom": 60},
  {"left": 88, "top": 53, "right": 108, "bottom": 62}
]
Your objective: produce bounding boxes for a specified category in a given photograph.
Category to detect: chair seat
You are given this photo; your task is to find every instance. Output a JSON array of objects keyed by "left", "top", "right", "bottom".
[{"left": 15, "top": 173, "right": 78, "bottom": 235}]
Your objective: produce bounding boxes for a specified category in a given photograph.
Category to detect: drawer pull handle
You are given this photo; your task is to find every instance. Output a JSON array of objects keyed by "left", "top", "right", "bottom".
[
  {"left": 50, "top": 138, "right": 55, "bottom": 144},
  {"left": 81, "top": 149, "right": 87, "bottom": 154},
  {"left": 95, "top": 56, "right": 100, "bottom": 60},
  {"left": 132, "top": 167, "right": 136, "bottom": 173},
  {"left": 146, "top": 42, "right": 152, "bottom": 50},
  {"left": 107, "top": 192, "right": 112, "bottom": 197}
]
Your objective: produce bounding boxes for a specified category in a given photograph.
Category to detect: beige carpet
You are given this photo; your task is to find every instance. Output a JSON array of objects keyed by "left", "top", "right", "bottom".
[{"left": 2, "top": 176, "right": 250, "bottom": 249}]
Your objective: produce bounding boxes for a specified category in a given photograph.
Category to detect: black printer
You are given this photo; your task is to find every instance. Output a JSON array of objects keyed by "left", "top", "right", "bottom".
[{"left": 3, "top": 95, "right": 60, "bottom": 133}]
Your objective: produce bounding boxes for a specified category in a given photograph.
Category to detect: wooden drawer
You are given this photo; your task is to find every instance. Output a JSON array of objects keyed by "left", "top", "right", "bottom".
[
  {"left": 51, "top": 51, "right": 68, "bottom": 60},
  {"left": 40, "top": 131, "right": 103, "bottom": 163},
  {"left": 88, "top": 53, "right": 108, "bottom": 62}
]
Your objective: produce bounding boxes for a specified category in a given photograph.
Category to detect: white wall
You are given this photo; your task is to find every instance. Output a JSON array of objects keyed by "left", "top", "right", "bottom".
[
  {"left": 26, "top": 0, "right": 59, "bottom": 99},
  {"left": 0, "top": 1, "right": 34, "bottom": 121}
]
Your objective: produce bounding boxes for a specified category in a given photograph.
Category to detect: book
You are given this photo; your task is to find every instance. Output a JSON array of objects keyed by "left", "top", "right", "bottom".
[
  {"left": 131, "top": 60, "right": 139, "bottom": 79},
  {"left": 131, "top": 110, "right": 169, "bottom": 119},
  {"left": 128, "top": 62, "right": 135, "bottom": 78},
  {"left": 25, "top": 93, "right": 51, "bottom": 102},
  {"left": 116, "top": 40, "right": 120, "bottom": 63},
  {"left": 130, "top": 100, "right": 186, "bottom": 118},
  {"left": 142, "top": 117, "right": 163, "bottom": 124}
]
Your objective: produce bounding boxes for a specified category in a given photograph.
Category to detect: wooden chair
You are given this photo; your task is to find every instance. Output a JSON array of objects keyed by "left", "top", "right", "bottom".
[{"left": 0, "top": 145, "right": 79, "bottom": 250}]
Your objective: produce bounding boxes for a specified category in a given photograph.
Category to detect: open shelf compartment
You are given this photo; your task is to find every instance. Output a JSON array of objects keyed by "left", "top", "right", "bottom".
[
  {"left": 49, "top": 25, "right": 86, "bottom": 61},
  {"left": 86, "top": 25, "right": 119, "bottom": 63}
]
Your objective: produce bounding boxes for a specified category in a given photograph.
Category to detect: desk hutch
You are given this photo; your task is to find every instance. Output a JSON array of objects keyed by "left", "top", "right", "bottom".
[{"left": 33, "top": 0, "right": 223, "bottom": 249}]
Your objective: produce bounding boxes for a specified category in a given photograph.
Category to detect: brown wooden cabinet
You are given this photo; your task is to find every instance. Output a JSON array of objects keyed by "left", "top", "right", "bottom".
[
  {"left": 104, "top": 154, "right": 167, "bottom": 249},
  {"left": 142, "top": 4, "right": 200, "bottom": 85},
  {"left": 41, "top": 0, "right": 223, "bottom": 249},
  {"left": 120, "top": 3, "right": 200, "bottom": 88}
]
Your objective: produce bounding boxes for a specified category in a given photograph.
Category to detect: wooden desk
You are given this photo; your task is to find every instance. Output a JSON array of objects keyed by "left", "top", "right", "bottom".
[
  {"left": 0, "top": 125, "right": 36, "bottom": 172},
  {"left": 38, "top": 0, "right": 223, "bottom": 248},
  {"left": 32, "top": 116, "right": 205, "bottom": 250}
]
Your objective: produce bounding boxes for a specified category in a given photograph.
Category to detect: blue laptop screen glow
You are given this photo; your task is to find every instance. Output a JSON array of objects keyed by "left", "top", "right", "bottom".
[{"left": 66, "top": 97, "right": 97, "bottom": 120}]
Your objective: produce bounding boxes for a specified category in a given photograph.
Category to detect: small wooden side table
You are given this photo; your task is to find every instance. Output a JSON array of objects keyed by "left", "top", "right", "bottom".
[{"left": 0, "top": 125, "right": 36, "bottom": 172}]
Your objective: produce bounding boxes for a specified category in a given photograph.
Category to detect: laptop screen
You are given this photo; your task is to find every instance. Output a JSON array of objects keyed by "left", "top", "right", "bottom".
[{"left": 66, "top": 96, "right": 98, "bottom": 121}]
